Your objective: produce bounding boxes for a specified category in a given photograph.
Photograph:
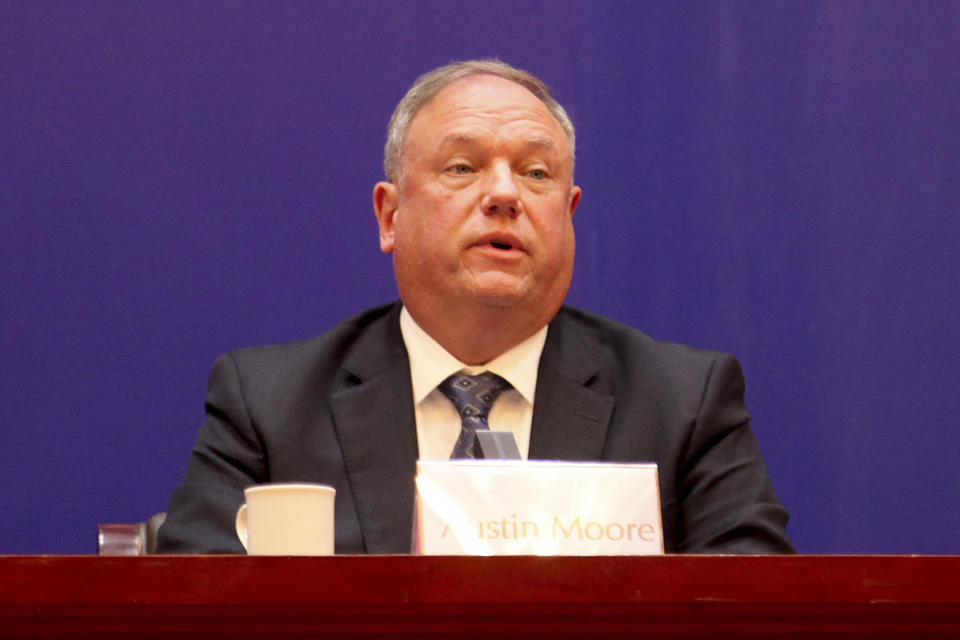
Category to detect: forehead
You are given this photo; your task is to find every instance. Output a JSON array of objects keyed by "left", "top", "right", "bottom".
[{"left": 406, "top": 74, "right": 569, "bottom": 153}]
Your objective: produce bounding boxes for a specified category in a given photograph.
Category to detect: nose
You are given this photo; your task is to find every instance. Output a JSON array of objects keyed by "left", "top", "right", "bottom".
[{"left": 481, "top": 162, "right": 522, "bottom": 218}]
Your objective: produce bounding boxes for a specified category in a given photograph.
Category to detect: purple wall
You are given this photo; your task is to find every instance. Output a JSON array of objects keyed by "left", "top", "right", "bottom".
[{"left": 2, "top": 1, "right": 958, "bottom": 554}]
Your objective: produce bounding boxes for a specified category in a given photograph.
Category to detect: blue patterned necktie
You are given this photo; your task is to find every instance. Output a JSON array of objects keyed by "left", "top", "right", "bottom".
[{"left": 438, "top": 371, "right": 511, "bottom": 459}]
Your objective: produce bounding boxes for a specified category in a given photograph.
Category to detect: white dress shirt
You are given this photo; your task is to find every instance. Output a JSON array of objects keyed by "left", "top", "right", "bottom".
[{"left": 399, "top": 307, "right": 547, "bottom": 460}]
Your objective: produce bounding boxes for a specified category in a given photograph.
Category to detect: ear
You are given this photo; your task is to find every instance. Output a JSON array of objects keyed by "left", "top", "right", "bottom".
[
  {"left": 373, "top": 181, "right": 399, "bottom": 254},
  {"left": 568, "top": 185, "right": 582, "bottom": 218}
]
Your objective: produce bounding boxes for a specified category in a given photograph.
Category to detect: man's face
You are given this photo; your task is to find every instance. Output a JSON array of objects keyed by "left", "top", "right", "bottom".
[{"left": 374, "top": 74, "right": 581, "bottom": 328}]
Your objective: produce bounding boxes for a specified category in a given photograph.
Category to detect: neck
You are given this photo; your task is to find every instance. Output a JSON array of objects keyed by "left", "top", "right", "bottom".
[{"left": 406, "top": 303, "right": 552, "bottom": 366}]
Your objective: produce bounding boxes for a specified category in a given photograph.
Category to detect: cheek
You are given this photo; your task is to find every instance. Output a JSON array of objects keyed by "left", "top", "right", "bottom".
[
  {"left": 536, "top": 214, "right": 576, "bottom": 276},
  {"left": 399, "top": 193, "right": 466, "bottom": 243},
  {"left": 393, "top": 212, "right": 452, "bottom": 264},
  {"left": 535, "top": 200, "right": 576, "bottom": 246},
  {"left": 554, "top": 228, "right": 577, "bottom": 269}
]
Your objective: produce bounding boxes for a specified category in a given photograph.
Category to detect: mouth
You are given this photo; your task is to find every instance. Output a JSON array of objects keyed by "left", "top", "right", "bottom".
[{"left": 474, "top": 232, "right": 525, "bottom": 253}]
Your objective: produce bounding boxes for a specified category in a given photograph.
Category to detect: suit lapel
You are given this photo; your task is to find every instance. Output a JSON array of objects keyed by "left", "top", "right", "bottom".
[
  {"left": 529, "top": 309, "right": 615, "bottom": 461},
  {"left": 330, "top": 304, "right": 418, "bottom": 553}
]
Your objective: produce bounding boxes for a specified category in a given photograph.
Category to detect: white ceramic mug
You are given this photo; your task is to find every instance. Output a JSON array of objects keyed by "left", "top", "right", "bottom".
[{"left": 235, "top": 483, "right": 336, "bottom": 555}]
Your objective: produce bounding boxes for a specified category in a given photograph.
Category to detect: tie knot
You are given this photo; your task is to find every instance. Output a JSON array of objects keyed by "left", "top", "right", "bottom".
[{"left": 438, "top": 371, "right": 510, "bottom": 419}]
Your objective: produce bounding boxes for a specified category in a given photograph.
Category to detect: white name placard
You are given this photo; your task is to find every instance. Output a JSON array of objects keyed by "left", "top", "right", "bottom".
[{"left": 413, "top": 460, "right": 663, "bottom": 556}]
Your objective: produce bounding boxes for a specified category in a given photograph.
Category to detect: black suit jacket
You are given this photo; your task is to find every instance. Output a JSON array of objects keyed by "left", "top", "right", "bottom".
[{"left": 158, "top": 303, "right": 793, "bottom": 554}]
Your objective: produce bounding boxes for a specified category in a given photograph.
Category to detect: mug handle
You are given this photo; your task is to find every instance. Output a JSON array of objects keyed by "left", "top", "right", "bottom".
[{"left": 235, "top": 503, "right": 249, "bottom": 551}]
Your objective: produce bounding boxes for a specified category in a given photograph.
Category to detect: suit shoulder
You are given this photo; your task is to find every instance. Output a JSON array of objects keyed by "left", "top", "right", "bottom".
[
  {"left": 217, "top": 302, "right": 401, "bottom": 377},
  {"left": 556, "top": 306, "right": 730, "bottom": 366},
  {"left": 552, "top": 306, "right": 742, "bottom": 396}
]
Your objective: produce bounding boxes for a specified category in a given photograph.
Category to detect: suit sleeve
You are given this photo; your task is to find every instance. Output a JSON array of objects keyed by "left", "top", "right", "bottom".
[
  {"left": 156, "top": 353, "right": 268, "bottom": 553},
  {"left": 673, "top": 354, "right": 795, "bottom": 553}
]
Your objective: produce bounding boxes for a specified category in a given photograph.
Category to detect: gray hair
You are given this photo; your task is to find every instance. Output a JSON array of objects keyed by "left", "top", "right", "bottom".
[{"left": 383, "top": 59, "right": 576, "bottom": 183}]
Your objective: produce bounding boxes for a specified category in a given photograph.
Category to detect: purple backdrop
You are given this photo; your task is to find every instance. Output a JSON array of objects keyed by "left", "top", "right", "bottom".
[{"left": 2, "top": 1, "right": 958, "bottom": 554}]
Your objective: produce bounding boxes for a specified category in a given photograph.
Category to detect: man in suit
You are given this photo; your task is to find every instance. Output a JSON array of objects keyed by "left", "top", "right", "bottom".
[{"left": 158, "top": 60, "right": 793, "bottom": 554}]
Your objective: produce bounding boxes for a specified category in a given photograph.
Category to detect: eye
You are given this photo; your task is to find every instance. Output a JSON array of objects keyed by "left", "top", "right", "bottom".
[
  {"left": 447, "top": 163, "right": 473, "bottom": 175},
  {"left": 528, "top": 168, "right": 548, "bottom": 180}
]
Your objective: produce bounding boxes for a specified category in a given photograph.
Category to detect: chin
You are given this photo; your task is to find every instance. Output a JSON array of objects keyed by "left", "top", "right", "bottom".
[
  {"left": 471, "top": 289, "right": 527, "bottom": 309},
  {"left": 465, "top": 273, "right": 567, "bottom": 318},
  {"left": 472, "top": 288, "right": 562, "bottom": 321}
]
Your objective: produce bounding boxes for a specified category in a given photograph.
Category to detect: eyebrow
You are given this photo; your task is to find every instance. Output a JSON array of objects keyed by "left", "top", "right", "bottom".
[
  {"left": 439, "top": 133, "right": 480, "bottom": 146},
  {"left": 523, "top": 137, "right": 557, "bottom": 150},
  {"left": 437, "top": 133, "right": 557, "bottom": 150}
]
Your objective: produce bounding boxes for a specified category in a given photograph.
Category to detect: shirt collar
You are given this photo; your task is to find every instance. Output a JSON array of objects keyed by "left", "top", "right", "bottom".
[{"left": 399, "top": 306, "right": 547, "bottom": 405}]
